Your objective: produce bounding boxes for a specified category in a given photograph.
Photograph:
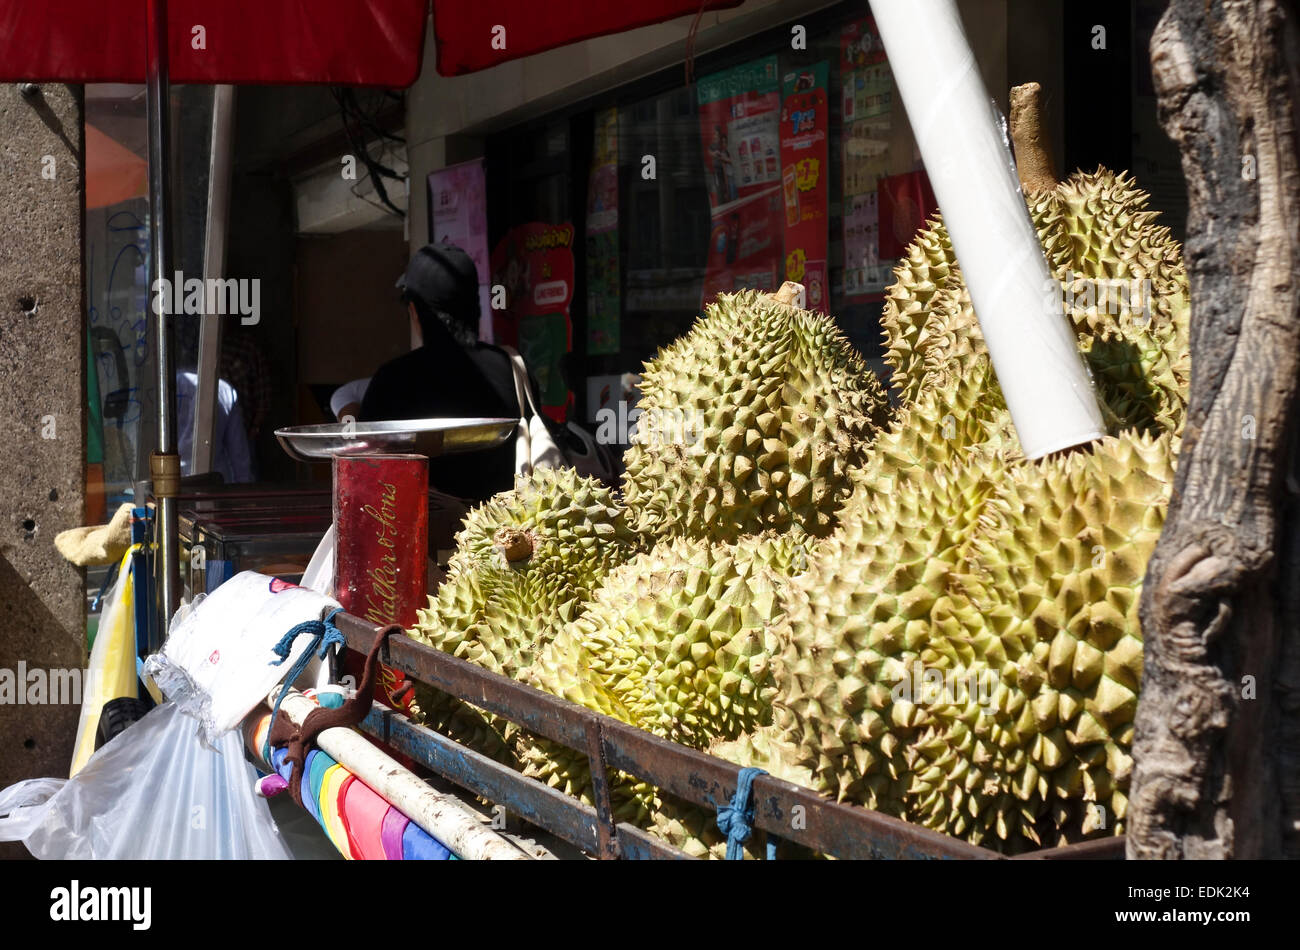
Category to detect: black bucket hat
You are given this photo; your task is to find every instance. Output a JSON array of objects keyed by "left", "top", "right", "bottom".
[{"left": 396, "top": 243, "right": 480, "bottom": 321}]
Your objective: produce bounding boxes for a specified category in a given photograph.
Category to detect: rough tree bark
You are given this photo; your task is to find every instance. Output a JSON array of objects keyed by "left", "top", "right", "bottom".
[{"left": 1130, "top": 0, "right": 1300, "bottom": 859}]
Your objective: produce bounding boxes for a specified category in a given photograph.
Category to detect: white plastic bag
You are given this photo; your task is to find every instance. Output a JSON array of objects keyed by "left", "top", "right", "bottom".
[
  {"left": 0, "top": 703, "right": 291, "bottom": 859},
  {"left": 299, "top": 526, "right": 338, "bottom": 692},
  {"left": 300, "top": 524, "right": 336, "bottom": 596},
  {"left": 143, "top": 571, "right": 340, "bottom": 745}
]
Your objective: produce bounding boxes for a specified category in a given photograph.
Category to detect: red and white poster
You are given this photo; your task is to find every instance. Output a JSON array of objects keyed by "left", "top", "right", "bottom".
[
  {"left": 696, "top": 56, "right": 782, "bottom": 210},
  {"left": 427, "top": 159, "right": 492, "bottom": 341},
  {"left": 696, "top": 56, "right": 785, "bottom": 304},
  {"left": 700, "top": 187, "right": 785, "bottom": 304},
  {"left": 489, "top": 222, "right": 575, "bottom": 423},
  {"left": 779, "top": 62, "right": 830, "bottom": 313}
]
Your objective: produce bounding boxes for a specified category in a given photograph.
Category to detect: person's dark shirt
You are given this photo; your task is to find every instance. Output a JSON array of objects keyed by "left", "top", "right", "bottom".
[{"left": 359, "top": 320, "right": 518, "bottom": 501}]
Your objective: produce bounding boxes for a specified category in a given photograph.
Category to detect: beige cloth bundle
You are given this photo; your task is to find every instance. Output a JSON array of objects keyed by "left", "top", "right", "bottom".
[{"left": 54, "top": 502, "right": 134, "bottom": 567}]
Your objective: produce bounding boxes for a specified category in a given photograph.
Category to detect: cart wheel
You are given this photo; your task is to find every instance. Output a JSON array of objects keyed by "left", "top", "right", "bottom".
[{"left": 96, "top": 697, "right": 150, "bottom": 750}]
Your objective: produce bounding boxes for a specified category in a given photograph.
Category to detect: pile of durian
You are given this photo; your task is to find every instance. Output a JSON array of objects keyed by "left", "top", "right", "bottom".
[{"left": 407, "top": 166, "right": 1189, "bottom": 857}]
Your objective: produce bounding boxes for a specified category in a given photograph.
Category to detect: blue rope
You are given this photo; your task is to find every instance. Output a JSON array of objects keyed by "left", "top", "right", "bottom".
[
  {"left": 712, "top": 767, "right": 776, "bottom": 860},
  {"left": 263, "top": 608, "right": 344, "bottom": 760}
]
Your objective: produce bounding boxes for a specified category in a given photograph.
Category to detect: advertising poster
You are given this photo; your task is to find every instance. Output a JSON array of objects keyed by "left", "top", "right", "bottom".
[
  {"left": 841, "top": 16, "right": 887, "bottom": 70},
  {"left": 841, "top": 17, "right": 893, "bottom": 300},
  {"left": 779, "top": 61, "right": 830, "bottom": 313},
  {"left": 700, "top": 187, "right": 785, "bottom": 304},
  {"left": 426, "top": 159, "right": 493, "bottom": 341},
  {"left": 586, "top": 107, "right": 621, "bottom": 356},
  {"left": 696, "top": 56, "right": 782, "bottom": 210},
  {"left": 697, "top": 56, "right": 784, "bottom": 304},
  {"left": 844, "top": 191, "right": 890, "bottom": 298},
  {"left": 489, "top": 222, "right": 575, "bottom": 422}
]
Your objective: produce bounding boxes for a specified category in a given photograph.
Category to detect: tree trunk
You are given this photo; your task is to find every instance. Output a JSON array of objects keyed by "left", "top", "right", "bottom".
[{"left": 1129, "top": 0, "right": 1300, "bottom": 859}]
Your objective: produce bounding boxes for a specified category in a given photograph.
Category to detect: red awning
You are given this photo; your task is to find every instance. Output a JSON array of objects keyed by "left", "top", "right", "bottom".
[
  {"left": 431, "top": 1, "right": 742, "bottom": 77},
  {"left": 0, "top": 0, "right": 742, "bottom": 86}
]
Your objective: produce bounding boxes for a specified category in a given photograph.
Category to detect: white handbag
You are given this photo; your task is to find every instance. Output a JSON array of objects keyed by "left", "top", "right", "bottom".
[{"left": 502, "top": 345, "right": 566, "bottom": 476}]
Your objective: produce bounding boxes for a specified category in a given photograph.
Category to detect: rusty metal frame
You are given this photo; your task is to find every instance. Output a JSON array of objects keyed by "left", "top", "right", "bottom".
[{"left": 334, "top": 611, "right": 1124, "bottom": 861}]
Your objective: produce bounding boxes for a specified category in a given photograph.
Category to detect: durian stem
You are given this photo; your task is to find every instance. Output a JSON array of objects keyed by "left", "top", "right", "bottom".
[
  {"left": 1009, "top": 82, "right": 1059, "bottom": 193},
  {"left": 767, "top": 281, "right": 805, "bottom": 308}
]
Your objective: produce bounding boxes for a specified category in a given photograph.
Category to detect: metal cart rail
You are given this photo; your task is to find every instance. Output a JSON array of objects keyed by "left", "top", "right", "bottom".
[{"left": 334, "top": 611, "right": 1125, "bottom": 861}]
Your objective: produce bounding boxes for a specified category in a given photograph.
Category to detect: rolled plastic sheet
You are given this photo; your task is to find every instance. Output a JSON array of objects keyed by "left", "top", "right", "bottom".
[
  {"left": 251, "top": 690, "right": 525, "bottom": 859},
  {"left": 250, "top": 698, "right": 473, "bottom": 860},
  {"left": 871, "top": 0, "right": 1105, "bottom": 458},
  {"left": 263, "top": 743, "right": 452, "bottom": 861}
]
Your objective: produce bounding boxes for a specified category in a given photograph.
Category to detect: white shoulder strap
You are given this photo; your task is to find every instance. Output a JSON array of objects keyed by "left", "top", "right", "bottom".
[{"left": 500, "top": 345, "right": 545, "bottom": 419}]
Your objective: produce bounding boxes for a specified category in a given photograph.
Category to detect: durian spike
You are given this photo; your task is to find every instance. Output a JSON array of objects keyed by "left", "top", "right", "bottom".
[{"left": 1009, "top": 82, "right": 1059, "bottom": 193}]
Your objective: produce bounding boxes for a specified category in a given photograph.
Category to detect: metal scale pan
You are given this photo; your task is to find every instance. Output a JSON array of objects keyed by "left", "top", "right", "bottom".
[{"left": 275, "top": 417, "right": 516, "bottom": 463}]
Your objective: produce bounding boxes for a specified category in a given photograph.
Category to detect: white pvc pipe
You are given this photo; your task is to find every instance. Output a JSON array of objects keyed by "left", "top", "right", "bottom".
[
  {"left": 872, "top": 0, "right": 1105, "bottom": 458},
  {"left": 256, "top": 691, "right": 529, "bottom": 861}
]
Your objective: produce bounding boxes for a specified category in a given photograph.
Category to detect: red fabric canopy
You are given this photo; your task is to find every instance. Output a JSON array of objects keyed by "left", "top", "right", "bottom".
[
  {"left": 431, "top": 1, "right": 742, "bottom": 77},
  {"left": 0, "top": 0, "right": 742, "bottom": 86},
  {"left": 0, "top": 1, "right": 427, "bottom": 86}
]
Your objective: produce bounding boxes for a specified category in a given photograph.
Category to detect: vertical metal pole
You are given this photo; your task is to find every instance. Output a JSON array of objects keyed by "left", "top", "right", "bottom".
[
  {"left": 192, "top": 85, "right": 236, "bottom": 475},
  {"left": 146, "top": 0, "right": 180, "bottom": 636}
]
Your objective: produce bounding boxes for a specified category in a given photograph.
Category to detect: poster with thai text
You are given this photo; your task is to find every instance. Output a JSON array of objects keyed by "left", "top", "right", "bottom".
[
  {"left": 779, "top": 61, "right": 830, "bottom": 313},
  {"left": 844, "top": 191, "right": 890, "bottom": 298},
  {"left": 427, "top": 159, "right": 492, "bottom": 340},
  {"left": 489, "top": 222, "right": 574, "bottom": 422},
  {"left": 697, "top": 56, "right": 783, "bottom": 305}
]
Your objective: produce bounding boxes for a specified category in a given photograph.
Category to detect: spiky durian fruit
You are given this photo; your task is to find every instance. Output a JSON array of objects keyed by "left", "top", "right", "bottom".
[
  {"left": 510, "top": 533, "right": 808, "bottom": 856},
  {"left": 408, "top": 467, "right": 640, "bottom": 758},
  {"left": 525, "top": 537, "right": 795, "bottom": 748},
  {"left": 721, "top": 169, "right": 1189, "bottom": 851},
  {"left": 943, "top": 429, "right": 1176, "bottom": 842},
  {"left": 736, "top": 429, "right": 1175, "bottom": 850},
  {"left": 412, "top": 467, "right": 639, "bottom": 676},
  {"left": 622, "top": 289, "right": 890, "bottom": 543},
  {"left": 883, "top": 169, "right": 1190, "bottom": 439}
]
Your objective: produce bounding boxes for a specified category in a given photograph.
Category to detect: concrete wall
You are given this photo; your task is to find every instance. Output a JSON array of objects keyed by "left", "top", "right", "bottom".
[
  {"left": 404, "top": 0, "right": 1012, "bottom": 257},
  {"left": 0, "top": 83, "right": 87, "bottom": 824}
]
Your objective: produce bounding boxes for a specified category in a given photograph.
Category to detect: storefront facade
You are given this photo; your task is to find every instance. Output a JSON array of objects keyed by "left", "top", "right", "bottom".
[{"left": 402, "top": 0, "right": 1180, "bottom": 430}]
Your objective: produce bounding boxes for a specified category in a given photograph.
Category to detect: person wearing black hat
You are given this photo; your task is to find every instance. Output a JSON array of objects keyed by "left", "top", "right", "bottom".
[{"left": 358, "top": 242, "right": 524, "bottom": 500}]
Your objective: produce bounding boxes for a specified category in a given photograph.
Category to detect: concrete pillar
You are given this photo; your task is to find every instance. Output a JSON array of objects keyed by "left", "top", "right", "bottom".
[{"left": 0, "top": 83, "right": 87, "bottom": 817}]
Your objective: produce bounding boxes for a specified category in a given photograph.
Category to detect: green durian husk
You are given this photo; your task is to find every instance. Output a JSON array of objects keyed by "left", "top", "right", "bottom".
[{"left": 623, "top": 289, "right": 890, "bottom": 543}]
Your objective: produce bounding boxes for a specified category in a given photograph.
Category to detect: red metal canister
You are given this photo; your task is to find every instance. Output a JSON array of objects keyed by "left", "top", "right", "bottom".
[{"left": 333, "top": 455, "right": 427, "bottom": 715}]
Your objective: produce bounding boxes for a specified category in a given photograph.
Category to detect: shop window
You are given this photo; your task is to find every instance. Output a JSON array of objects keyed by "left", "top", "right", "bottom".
[{"left": 606, "top": 8, "right": 924, "bottom": 381}]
